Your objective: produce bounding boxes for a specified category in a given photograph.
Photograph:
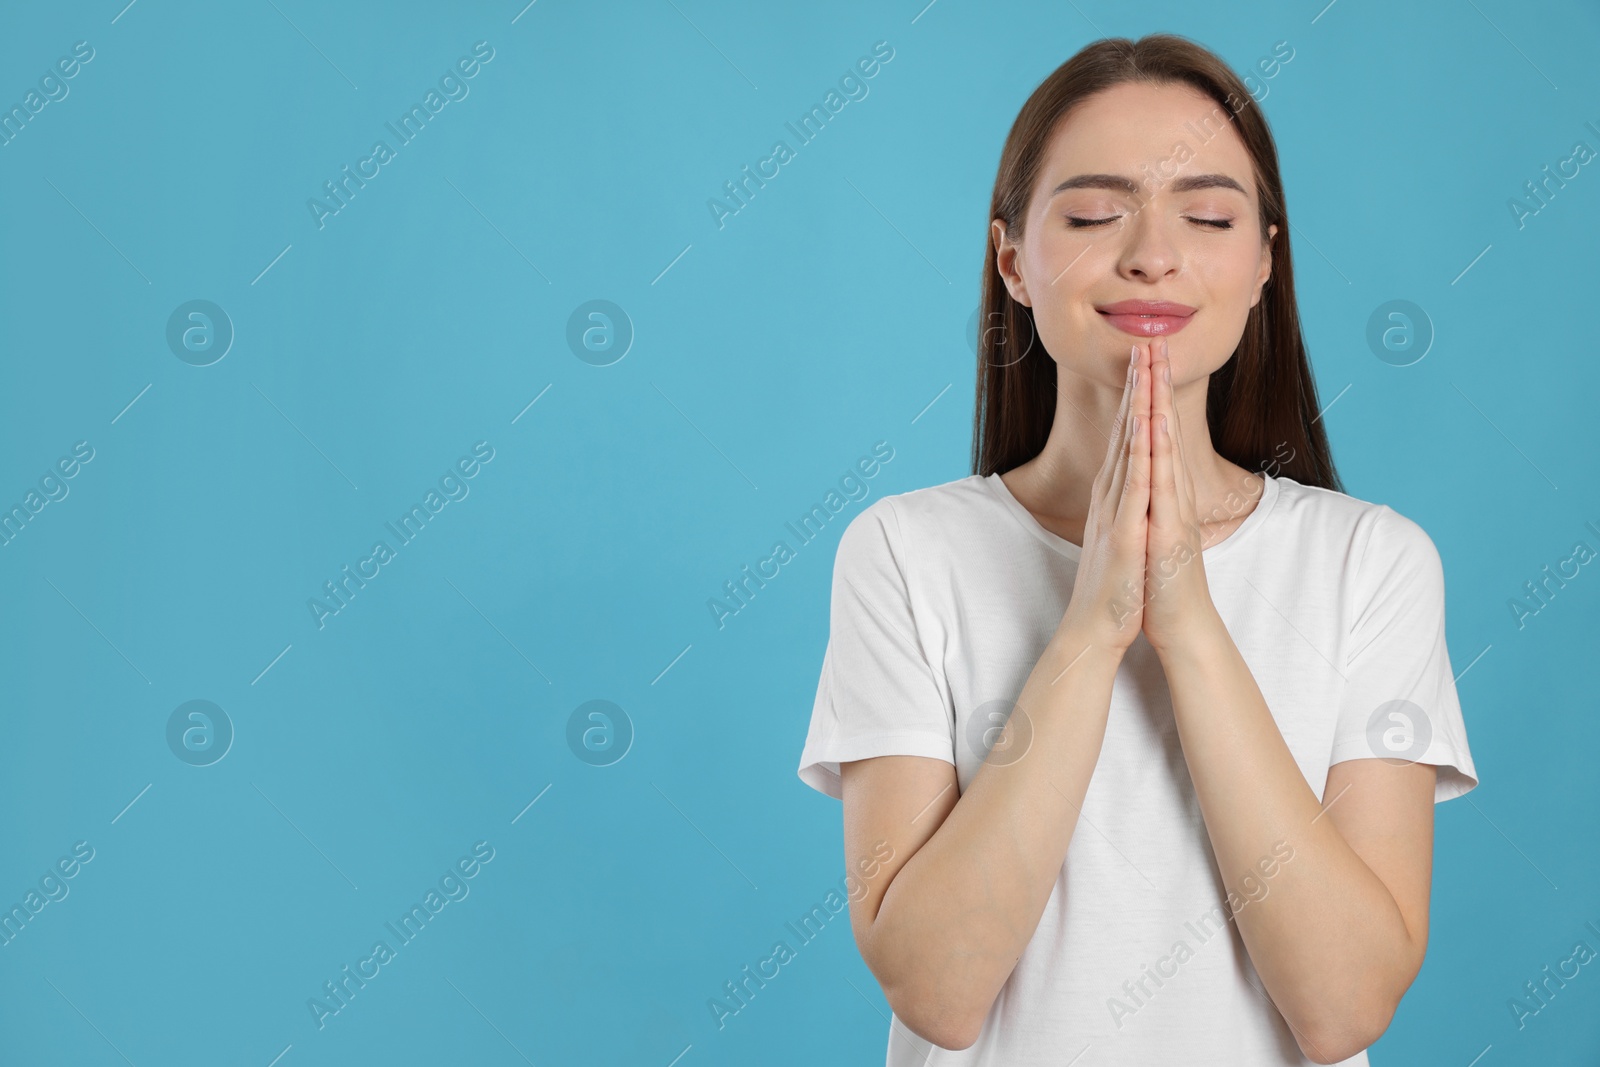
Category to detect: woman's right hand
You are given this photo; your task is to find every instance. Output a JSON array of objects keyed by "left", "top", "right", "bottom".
[{"left": 1058, "top": 342, "right": 1152, "bottom": 655}]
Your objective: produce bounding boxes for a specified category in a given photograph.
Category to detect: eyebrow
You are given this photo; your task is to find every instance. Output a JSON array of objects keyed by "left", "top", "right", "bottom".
[{"left": 1049, "top": 173, "right": 1250, "bottom": 198}]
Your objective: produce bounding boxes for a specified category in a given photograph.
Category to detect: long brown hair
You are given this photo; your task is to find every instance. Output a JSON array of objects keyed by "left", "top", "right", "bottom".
[{"left": 972, "top": 33, "right": 1343, "bottom": 493}]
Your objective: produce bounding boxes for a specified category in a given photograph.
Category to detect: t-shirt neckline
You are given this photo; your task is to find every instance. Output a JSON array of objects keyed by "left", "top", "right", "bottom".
[{"left": 982, "top": 468, "right": 1279, "bottom": 563}]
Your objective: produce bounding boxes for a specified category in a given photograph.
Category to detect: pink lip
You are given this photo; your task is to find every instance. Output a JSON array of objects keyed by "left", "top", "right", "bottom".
[{"left": 1095, "top": 300, "right": 1196, "bottom": 338}]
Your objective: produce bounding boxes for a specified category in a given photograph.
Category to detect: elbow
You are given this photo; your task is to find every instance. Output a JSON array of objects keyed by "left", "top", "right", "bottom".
[
  {"left": 865, "top": 938, "right": 987, "bottom": 1051},
  {"left": 1293, "top": 997, "right": 1397, "bottom": 1064},
  {"left": 1295, "top": 1034, "right": 1364, "bottom": 1066},
  {"left": 1293, "top": 950, "right": 1419, "bottom": 1063},
  {"left": 883, "top": 984, "right": 984, "bottom": 1052},
  {"left": 1294, "top": 1028, "right": 1378, "bottom": 1066}
]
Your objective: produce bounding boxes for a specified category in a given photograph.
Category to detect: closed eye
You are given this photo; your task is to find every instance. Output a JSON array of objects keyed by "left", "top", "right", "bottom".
[{"left": 1067, "top": 215, "right": 1234, "bottom": 230}]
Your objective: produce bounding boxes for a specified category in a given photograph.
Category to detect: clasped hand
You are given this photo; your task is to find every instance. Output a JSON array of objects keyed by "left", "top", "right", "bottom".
[{"left": 1060, "top": 339, "right": 1219, "bottom": 658}]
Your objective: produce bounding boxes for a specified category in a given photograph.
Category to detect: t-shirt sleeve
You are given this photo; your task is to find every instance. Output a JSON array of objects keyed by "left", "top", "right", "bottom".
[
  {"left": 796, "top": 498, "right": 956, "bottom": 801},
  {"left": 1328, "top": 505, "right": 1479, "bottom": 803}
]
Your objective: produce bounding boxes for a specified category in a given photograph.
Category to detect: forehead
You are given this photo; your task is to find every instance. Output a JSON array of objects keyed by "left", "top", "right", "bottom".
[{"left": 1037, "top": 80, "right": 1258, "bottom": 202}]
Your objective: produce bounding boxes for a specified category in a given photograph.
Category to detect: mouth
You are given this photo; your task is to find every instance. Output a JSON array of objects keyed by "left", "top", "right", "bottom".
[{"left": 1095, "top": 301, "right": 1196, "bottom": 338}]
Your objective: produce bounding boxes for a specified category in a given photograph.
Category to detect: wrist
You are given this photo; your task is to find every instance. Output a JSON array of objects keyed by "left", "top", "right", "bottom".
[
  {"left": 1150, "top": 606, "right": 1230, "bottom": 666},
  {"left": 1047, "top": 625, "right": 1128, "bottom": 678}
]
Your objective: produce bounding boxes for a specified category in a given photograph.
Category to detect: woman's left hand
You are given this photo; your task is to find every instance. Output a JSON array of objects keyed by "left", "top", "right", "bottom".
[{"left": 1141, "top": 338, "right": 1218, "bottom": 656}]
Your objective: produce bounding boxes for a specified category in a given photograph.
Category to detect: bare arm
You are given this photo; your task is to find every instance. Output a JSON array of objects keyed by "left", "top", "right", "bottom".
[
  {"left": 839, "top": 348, "right": 1156, "bottom": 1049},
  {"left": 1159, "top": 620, "right": 1435, "bottom": 1063},
  {"left": 841, "top": 627, "right": 1122, "bottom": 1050},
  {"left": 1136, "top": 338, "right": 1437, "bottom": 1062}
]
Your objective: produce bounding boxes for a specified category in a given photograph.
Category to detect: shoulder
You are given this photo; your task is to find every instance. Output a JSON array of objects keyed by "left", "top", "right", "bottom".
[
  {"left": 1272, "top": 477, "right": 1445, "bottom": 588},
  {"left": 837, "top": 474, "right": 994, "bottom": 557},
  {"left": 1272, "top": 477, "right": 1438, "bottom": 552}
]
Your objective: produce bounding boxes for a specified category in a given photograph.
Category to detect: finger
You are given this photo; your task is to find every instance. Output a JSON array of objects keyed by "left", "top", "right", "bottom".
[
  {"left": 1115, "top": 343, "right": 1152, "bottom": 525},
  {"left": 1096, "top": 345, "right": 1139, "bottom": 497},
  {"left": 1151, "top": 408, "right": 1175, "bottom": 534},
  {"left": 1150, "top": 342, "right": 1177, "bottom": 532},
  {"left": 1158, "top": 340, "right": 1197, "bottom": 506},
  {"left": 1104, "top": 344, "right": 1143, "bottom": 510}
]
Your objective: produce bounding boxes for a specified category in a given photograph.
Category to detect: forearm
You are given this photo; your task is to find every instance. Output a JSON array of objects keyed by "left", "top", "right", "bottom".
[
  {"left": 1157, "top": 611, "right": 1418, "bottom": 1058},
  {"left": 867, "top": 626, "right": 1122, "bottom": 1045}
]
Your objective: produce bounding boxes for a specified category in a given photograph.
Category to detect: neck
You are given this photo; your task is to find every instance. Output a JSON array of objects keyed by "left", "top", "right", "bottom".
[{"left": 1011, "top": 365, "right": 1257, "bottom": 535}]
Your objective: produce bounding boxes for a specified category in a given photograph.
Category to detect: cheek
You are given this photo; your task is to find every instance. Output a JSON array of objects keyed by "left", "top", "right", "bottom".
[
  {"left": 1193, "top": 245, "right": 1265, "bottom": 314},
  {"left": 1027, "top": 233, "right": 1112, "bottom": 316},
  {"left": 1184, "top": 280, "right": 1257, "bottom": 374},
  {"left": 1204, "top": 238, "right": 1267, "bottom": 291}
]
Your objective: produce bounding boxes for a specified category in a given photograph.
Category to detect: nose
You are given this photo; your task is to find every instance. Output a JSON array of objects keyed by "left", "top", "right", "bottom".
[{"left": 1115, "top": 207, "right": 1182, "bottom": 281}]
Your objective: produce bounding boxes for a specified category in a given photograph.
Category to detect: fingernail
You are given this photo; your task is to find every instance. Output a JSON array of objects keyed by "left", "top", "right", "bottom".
[
  {"left": 1132, "top": 368, "right": 1139, "bottom": 389},
  {"left": 1163, "top": 362, "right": 1171, "bottom": 384},
  {"left": 1162, "top": 339, "right": 1169, "bottom": 357},
  {"left": 1132, "top": 414, "right": 1140, "bottom": 434},
  {"left": 1130, "top": 345, "right": 1138, "bottom": 367}
]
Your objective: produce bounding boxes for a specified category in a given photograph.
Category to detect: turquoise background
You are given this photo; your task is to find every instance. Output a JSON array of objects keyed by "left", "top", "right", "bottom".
[{"left": 1, "top": 0, "right": 1597, "bottom": 1063}]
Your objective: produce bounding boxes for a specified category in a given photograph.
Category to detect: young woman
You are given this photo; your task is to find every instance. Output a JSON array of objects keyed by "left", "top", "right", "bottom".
[{"left": 796, "top": 34, "right": 1478, "bottom": 1065}]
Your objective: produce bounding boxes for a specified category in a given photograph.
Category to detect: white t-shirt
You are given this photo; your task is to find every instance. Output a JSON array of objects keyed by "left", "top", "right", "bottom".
[{"left": 796, "top": 470, "right": 1478, "bottom": 1066}]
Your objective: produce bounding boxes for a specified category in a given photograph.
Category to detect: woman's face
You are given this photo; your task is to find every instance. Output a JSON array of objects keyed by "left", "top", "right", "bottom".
[{"left": 994, "top": 80, "right": 1277, "bottom": 387}]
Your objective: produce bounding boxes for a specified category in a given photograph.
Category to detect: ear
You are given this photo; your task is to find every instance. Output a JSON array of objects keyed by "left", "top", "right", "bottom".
[
  {"left": 992, "top": 219, "right": 1033, "bottom": 307},
  {"left": 1250, "top": 222, "right": 1278, "bottom": 308}
]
